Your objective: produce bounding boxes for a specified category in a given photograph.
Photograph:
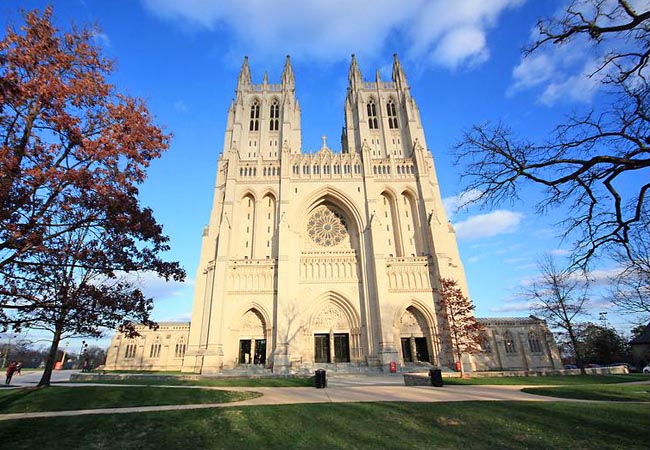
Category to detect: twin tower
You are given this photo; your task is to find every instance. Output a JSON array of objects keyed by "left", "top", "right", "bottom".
[
  {"left": 180, "top": 54, "right": 470, "bottom": 374},
  {"left": 105, "top": 55, "right": 562, "bottom": 375}
]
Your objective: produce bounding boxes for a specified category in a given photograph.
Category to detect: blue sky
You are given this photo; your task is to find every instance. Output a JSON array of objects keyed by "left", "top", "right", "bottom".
[{"left": 2, "top": 0, "right": 643, "bottom": 349}]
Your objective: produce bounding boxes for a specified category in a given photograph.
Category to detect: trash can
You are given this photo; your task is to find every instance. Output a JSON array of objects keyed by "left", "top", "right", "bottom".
[
  {"left": 429, "top": 368, "right": 443, "bottom": 387},
  {"left": 315, "top": 369, "right": 327, "bottom": 388}
]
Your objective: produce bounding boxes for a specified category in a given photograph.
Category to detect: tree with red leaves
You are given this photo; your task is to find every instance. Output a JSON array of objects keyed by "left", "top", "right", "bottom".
[
  {"left": 438, "top": 278, "right": 484, "bottom": 376},
  {"left": 0, "top": 8, "right": 185, "bottom": 386}
]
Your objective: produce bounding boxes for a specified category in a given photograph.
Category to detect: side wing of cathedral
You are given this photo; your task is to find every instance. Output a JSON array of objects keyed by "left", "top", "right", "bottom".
[{"left": 105, "top": 55, "right": 562, "bottom": 374}]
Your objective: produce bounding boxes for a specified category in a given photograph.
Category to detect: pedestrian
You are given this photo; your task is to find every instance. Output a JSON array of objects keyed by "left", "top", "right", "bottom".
[
  {"left": 5, "top": 361, "right": 17, "bottom": 385},
  {"left": 82, "top": 359, "right": 89, "bottom": 373},
  {"left": 15, "top": 361, "right": 22, "bottom": 375}
]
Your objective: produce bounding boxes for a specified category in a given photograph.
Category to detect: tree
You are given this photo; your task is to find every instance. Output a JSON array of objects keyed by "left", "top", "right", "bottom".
[
  {"left": 0, "top": 8, "right": 185, "bottom": 386},
  {"left": 527, "top": 254, "right": 590, "bottom": 374},
  {"left": 454, "top": 0, "right": 650, "bottom": 268},
  {"left": 0, "top": 7, "right": 170, "bottom": 272},
  {"left": 577, "top": 322, "right": 629, "bottom": 365},
  {"left": 79, "top": 345, "right": 107, "bottom": 369},
  {"left": 608, "top": 224, "right": 650, "bottom": 321},
  {"left": 438, "top": 278, "right": 484, "bottom": 376}
]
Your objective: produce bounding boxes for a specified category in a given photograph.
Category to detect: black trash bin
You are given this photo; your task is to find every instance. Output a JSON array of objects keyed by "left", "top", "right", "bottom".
[
  {"left": 315, "top": 369, "right": 327, "bottom": 388},
  {"left": 429, "top": 368, "right": 443, "bottom": 387}
]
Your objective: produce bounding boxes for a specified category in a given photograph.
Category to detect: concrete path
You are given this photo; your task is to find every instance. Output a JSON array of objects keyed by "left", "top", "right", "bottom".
[
  {"left": 0, "top": 379, "right": 561, "bottom": 422},
  {"left": 2, "top": 369, "right": 76, "bottom": 387},
  {"left": 1, "top": 372, "right": 646, "bottom": 422}
]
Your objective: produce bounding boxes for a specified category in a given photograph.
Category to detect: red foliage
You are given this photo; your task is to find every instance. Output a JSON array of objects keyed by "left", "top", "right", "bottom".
[
  {"left": 438, "top": 278, "right": 484, "bottom": 375},
  {"left": 0, "top": 8, "right": 184, "bottom": 386}
]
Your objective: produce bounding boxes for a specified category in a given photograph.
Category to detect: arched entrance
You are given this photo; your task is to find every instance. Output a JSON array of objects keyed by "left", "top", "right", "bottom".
[
  {"left": 309, "top": 296, "right": 362, "bottom": 364},
  {"left": 398, "top": 306, "right": 433, "bottom": 364},
  {"left": 237, "top": 309, "right": 267, "bottom": 365}
]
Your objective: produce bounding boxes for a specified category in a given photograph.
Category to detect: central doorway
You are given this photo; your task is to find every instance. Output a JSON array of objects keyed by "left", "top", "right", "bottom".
[{"left": 314, "top": 332, "right": 350, "bottom": 363}]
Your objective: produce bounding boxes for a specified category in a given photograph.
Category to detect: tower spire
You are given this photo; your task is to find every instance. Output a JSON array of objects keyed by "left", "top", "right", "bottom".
[
  {"left": 237, "top": 56, "right": 252, "bottom": 89},
  {"left": 348, "top": 54, "right": 362, "bottom": 87},
  {"left": 391, "top": 53, "right": 408, "bottom": 88},
  {"left": 282, "top": 55, "right": 295, "bottom": 87}
]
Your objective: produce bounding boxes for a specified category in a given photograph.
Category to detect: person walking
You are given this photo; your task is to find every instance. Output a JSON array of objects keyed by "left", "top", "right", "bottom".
[{"left": 5, "top": 361, "right": 17, "bottom": 385}]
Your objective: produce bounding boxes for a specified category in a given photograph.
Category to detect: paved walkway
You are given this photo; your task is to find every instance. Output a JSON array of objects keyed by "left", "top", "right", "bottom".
[{"left": 1, "top": 371, "right": 646, "bottom": 422}]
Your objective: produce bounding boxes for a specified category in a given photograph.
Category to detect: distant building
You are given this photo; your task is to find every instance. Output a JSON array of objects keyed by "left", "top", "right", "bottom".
[
  {"left": 630, "top": 322, "right": 650, "bottom": 365},
  {"left": 105, "top": 56, "right": 561, "bottom": 374}
]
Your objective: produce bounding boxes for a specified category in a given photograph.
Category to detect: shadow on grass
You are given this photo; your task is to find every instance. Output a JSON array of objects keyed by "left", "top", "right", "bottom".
[{"left": 0, "top": 401, "right": 647, "bottom": 450}]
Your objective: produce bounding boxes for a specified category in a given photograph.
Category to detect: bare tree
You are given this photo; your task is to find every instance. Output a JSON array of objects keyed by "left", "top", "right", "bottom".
[
  {"left": 527, "top": 254, "right": 591, "bottom": 374},
  {"left": 608, "top": 223, "right": 650, "bottom": 321},
  {"left": 438, "top": 278, "right": 484, "bottom": 376},
  {"left": 454, "top": 0, "right": 650, "bottom": 267}
]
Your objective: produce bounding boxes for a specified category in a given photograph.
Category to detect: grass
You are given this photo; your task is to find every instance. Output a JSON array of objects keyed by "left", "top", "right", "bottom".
[
  {"left": 443, "top": 374, "right": 649, "bottom": 385},
  {"left": 0, "top": 386, "right": 260, "bottom": 413},
  {"left": 523, "top": 384, "right": 650, "bottom": 402},
  {"left": 70, "top": 376, "right": 315, "bottom": 387},
  {"left": 0, "top": 401, "right": 647, "bottom": 449}
]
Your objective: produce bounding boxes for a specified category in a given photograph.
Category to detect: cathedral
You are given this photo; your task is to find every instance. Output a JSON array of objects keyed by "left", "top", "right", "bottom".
[{"left": 105, "top": 55, "right": 561, "bottom": 374}]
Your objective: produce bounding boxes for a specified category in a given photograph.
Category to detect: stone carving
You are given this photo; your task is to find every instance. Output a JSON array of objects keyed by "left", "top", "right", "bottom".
[
  {"left": 313, "top": 304, "right": 348, "bottom": 329},
  {"left": 307, "top": 206, "right": 348, "bottom": 247},
  {"left": 241, "top": 310, "right": 264, "bottom": 332}
]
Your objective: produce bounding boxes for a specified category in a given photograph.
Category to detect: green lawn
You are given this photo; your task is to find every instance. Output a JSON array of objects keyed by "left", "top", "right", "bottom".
[
  {"left": 0, "top": 401, "right": 647, "bottom": 450},
  {"left": 0, "top": 386, "right": 260, "bottom": 413},
  {"left": 443, "top": 374, "right": 648, "bottom": 385},
  {"left": 523, "top": 384, "right": 650, "bottom": 402},
  {"left": 70, "top": 376, "right": 315, "bottom": 387}
]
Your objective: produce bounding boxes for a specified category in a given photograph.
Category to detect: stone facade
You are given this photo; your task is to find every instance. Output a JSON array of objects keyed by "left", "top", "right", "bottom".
[
  {"left": 474, "top": 317, "right": 561, "bottom": 371},
  {"left": 104, "top": 55, "right": 561, "bottom": 374},
  {"left": 105, "top": 323, "right": 189, "bottom": 371}
]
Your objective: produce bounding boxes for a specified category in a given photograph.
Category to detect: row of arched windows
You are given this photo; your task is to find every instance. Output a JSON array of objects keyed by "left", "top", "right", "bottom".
[
  {"left": 240, "top": 167, "right": 257, "bottom": 177},
  {"left": 293, "top": 163, "right": 362, "bottom": 176},
  {"left": 501, "top": 331, "right": 544, "bottom": 354},
  {"left": 263, "top": 167, "right": 279, "bottom": 176},
  {"left": 123, "top": 337, "right": 187, "bottom": 359},
  {"left": 367, "top": 98, "right": 399, "bottom": 129},
  {"left": 249, "top": 100, "right": 280, "bottom": 132}
]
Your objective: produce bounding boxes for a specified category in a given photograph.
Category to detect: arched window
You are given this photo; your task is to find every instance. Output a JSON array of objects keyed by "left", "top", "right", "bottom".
[
  {"left": 175, "top": 337, "right": 187, "bottom": 358},
  {"left": 367, "top": 98, "right": 378, "bottom": 129},
  {"left": 270, "top": 100, "right": 279, "bottom": 131},
  {"left": 249, "top": 100, "right": 260, "bottom": 131},
  {"left": 149, "top": 337, "right": 161, "bottom": 358},
  {"left": 387, "top": 98, "right": 398, "bottom": 129},
  {"left": 504, "top": 331, "right": 516, "bottom": 354},
  {"left": 528, "top": 332, "right": 543, "bottom": 353},
  {"left": 124, "top": 341, "right": 137, "bottom": 359},
  {"left": 480, "top": 333, "right": 492, "bottom": 353}
]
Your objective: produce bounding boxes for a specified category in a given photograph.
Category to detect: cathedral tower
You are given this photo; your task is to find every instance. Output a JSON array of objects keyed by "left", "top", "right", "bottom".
[
  {"left": 178, "top": 55, "right": 472, "bottom": 374},
  {"left": 105, "top": 56, "right": 562, "bottom": 375}
]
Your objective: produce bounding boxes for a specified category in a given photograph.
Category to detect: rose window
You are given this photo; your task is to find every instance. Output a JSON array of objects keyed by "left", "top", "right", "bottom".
[{"left": 307, "top": 206, "right": 348, "bottom": 247}]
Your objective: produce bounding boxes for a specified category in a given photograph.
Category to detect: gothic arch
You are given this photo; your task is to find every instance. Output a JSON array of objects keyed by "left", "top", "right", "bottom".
[
  {"left": 305, "top": 290, "right": 362, "bottom": 363},
  {"left": 393, "top": 298, "right": 438, "bottom": 365},
  {"left": 231, "top": 301, "right": 272, "bottom": 330},
  {"left": 239, "top": 190, "right": 257, "bottom": 202},
  {"left": 297, "top": 186, "right": 364, "bottom": 234},
  {"left": 307, "top": 290, "right": 361, "bottom": 330},
  {"left": 392, "top": 298, "right": 437, "bottom": 330}
]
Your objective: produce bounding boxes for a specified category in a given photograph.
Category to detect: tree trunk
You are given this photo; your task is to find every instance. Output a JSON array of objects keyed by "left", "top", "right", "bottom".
[
  {"left": 38, "top": 326, "right": 63, "bottom": 387},
  {"left": 567, "top": 325, "right": 586, "bottom": 376}
]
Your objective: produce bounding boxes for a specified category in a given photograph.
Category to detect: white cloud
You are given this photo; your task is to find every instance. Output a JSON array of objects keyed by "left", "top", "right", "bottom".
[
  {"left": 549, "top": 248, "right": 570, "bottom": 256},
  {"left": 507, "top": 0, "right": 636, "bottom": 105},
  {"left": 453, "top": 209, "right": 523, "bottom": 240},
  {"left": 91, "top": 31, "right": 111, "bottom": 48},
  {"left": 539, "top": 59, "right": 603, "bottom": 105},
  {"left": 489, "top": 300, "right": 533, "bottom": 313},
  {"left": 442, "top": 188, "right": 482, "bottom": 218},
  {"left": 467, "top": 255, "right": 482, "bottom": 263},
  {"left": 119, "top": 271, "right": 194, "bottom": 301},
  {"left": 173, "top": 100, "right": 188, "bottom": 113},
  {"left": 141, "top": 0, "right": 523, "bottom": 68}
]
